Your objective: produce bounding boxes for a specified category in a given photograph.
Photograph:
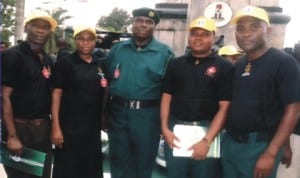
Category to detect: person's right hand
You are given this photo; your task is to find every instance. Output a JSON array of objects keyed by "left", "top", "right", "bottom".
[
  {"left": 162, "top": 128, "right": 179, "bottom": 149},
  {"left": 7, "top": 136, "right": 23, "bottom": 156},
  {"left": 51, "top": 125, "right": 64, "bottom": 148},
  {"left": 281, "top": 142, "right": 292, "bottom": 168},
  {"left": 254, "top": 151, "right": 275, "bottom": 178}
]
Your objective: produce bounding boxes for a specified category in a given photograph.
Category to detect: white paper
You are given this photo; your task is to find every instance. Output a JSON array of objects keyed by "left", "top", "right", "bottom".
[{"left": 172, "top": 124, "right": 220, "bottom": 158}]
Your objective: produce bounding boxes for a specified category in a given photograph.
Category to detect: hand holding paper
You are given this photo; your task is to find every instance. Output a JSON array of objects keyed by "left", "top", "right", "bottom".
[
  {"left": 189, "top": 138, "right": 210, "bottom": 160},
  {"left": 172, "top": 124, "right": 220, "bottom": 158}
]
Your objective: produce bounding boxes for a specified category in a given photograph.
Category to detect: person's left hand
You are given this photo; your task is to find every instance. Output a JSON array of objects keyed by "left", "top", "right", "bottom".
[
  {"left": 189, "top": 139, "right": 210, "bottom": 160},
  {"left": 254, "top": 151, "right": 275, "bottom": 178}
]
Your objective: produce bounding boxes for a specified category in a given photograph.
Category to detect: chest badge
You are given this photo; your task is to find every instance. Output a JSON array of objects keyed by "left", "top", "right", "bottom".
[
  {"left": 98, "top": 67, "right": 107, "bottom": 88},
  {"left": 242, "top": 62, "right": 251, "bottom": 77},
  {"left": 205, "top": 66, "right": 217, "bottom": 77},
  {"left": 114, "top": 64, "right": 120, "bottom": 79},
  {"left": 42, "top": 66, "right": 51, "bottom": 79}
]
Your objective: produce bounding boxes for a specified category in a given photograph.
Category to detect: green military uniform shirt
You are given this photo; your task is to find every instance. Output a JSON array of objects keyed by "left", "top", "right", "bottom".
[{"left": 106, "top": 38, "right": 173, "bottom": 100}]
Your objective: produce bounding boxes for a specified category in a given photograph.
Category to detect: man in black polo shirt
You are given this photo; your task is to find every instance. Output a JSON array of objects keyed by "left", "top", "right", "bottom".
[
  {"left": 1, "top": 10, "right": 57, "bottom": 178},
  {"left": 222, "top": 6, "right": 300, "bottom": 178},
  {"left": 161, "top": 16, "right": 233, "bottom": 178}
]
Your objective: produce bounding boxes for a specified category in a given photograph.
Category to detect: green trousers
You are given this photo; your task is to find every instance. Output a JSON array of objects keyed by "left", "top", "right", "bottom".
[
  {"left": 164, "top": 118, "right": 223, "bottom": 178},
  {"left": 222, "top": 133, "right": 282, "bottom": 178},
  {"left": 108, "top": 103, "right": 161, "bottom": 178}
]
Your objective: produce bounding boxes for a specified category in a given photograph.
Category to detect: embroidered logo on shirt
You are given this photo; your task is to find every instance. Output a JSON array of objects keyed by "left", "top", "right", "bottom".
[{"left": 205, "top": 66, "right": 217, "bottom": 77}]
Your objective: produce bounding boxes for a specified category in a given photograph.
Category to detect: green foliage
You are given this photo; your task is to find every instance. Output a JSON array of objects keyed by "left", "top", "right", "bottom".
[
  {"left": 97, "top": 7, "right": 132, "bottom": 32},
  {"left": 0, "top": 0, "right": 16, "bottom": 43},
  {"left": 35, "top": 7, "right": 74, "bottom": 54}
]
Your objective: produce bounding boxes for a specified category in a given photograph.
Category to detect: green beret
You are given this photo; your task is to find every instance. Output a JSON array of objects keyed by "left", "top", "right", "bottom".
[{"left": 132, "top": 7, "right": 160, "bottom": 24}]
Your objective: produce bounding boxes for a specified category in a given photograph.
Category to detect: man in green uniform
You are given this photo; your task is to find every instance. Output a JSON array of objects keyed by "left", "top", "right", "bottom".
[{"left": 105, "top": 7, "right": 174, "bottom": 178}]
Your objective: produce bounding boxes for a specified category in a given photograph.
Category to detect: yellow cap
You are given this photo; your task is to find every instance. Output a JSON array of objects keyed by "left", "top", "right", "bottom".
[
  {"left": 189, "top": 16, "right": 216, "bottom": 32},
  {"left": 25, "top": 10, "right": 58, "bottom": 31},
  {"left": 231, "top": 6, "right": 270, "bottom": 25},
  {"left": 218, "top": 45, "right": 241, "bottom": 56},
  {"left": 73, "top": 26, "right": 97, "bottom": 38}
]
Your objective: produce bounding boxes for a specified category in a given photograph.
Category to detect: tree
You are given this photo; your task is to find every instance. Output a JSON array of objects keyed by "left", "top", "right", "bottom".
[
  {"left": 36, "top": 7, "right": 73, "bottom": 54},
  {"left": 97, "top": 7, "right": 132, "bottom": 32},
  {"left": 46, "top": 8, "right": 73, "bottom": 54},
  {"left": 0, "top": 0, "right": 16, "bottom": 45},
  {"left": 15, "top": 0, "right": 25, "bottom": 44}
]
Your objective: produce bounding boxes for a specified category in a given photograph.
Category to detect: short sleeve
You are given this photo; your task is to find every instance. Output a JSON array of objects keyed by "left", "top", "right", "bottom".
[
  {"left": 277, "top": 55, "right": 300, "bottom": 105},
  {"left": 216, "top": 60, "right": 234, "bottom": 101},
  {"left": 163, "top": 60, "right": 176, "bottom": 94},
  {"left": 52, "top": 57, "right": 68, "bottom": 89},
  {"left": 1, "top": 50, "right": 22, "bottom": 87}
]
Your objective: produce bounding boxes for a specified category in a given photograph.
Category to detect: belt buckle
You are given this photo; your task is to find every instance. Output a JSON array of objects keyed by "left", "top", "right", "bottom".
[
  {"left": 129, "top": 100, "right": 135, "bottom": 109},
  {"left": 136, "top": 101, "right": 140, "bottom": 109},
  {"left": 191, "top": 121, "right": 199, "bottom": 126},
  {"left": 129, "top": 100, "right": 140, "bottom": 109},
  {"left": 228, "top": 132, "right": 249, "bottom": 143}
]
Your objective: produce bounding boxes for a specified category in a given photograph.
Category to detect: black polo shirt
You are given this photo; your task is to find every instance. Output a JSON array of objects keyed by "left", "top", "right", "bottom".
[
  {"left": 52, "top": 52, "right": 106, "bottom": 134},
  {"left": 2, "top": 41, "right": 53, "bottom": 119},
  {"left": 163, "top": 53, "right": 233, "bottom": 121},
  {"left": 226, "top": 48, "right": 300, "bottom": 133}
]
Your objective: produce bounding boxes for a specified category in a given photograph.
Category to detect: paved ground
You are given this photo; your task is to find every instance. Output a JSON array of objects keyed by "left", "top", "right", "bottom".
[
  {"left": 2, "top": 135, "right": 299, "bottom": 178},
  {"left": 0, "top": 131, "right": 166, "bottom": 178},
  {"left": 0, "top": 155, "right": 166, "bottom": 178}
]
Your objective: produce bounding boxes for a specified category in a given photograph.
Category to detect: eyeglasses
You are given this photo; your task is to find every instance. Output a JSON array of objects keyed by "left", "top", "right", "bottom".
[
  {"left": 133, "top": 17, "right": 155, "bottom": 25},
  {"left": 75, "top": 38, "right": 95, "bottom": 42}
]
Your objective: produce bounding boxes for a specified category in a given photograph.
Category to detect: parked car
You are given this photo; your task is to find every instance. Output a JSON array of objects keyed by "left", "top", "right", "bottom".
[
  {"left": 155, "top": 136, "right": 166, "bottom": 168},
  {"left": 101, "top": 130, "right": 109, "bottom": 155}
]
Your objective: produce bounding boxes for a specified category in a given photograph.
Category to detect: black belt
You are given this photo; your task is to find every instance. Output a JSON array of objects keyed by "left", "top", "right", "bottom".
[
  {"left": 176, "top": 120, "right": 201, "bottom": 126},
  {"left": 227, "top": 130, "right": 272, "bottom": 143},
  {"left": 176, "top": 120, "right": 210, "bottom": 127},
  {"left": 110, "top": 96, "right": 160, "bottom": 109},
  {"left": 14, "top": 118, "right": 49, "bottom": 126}
]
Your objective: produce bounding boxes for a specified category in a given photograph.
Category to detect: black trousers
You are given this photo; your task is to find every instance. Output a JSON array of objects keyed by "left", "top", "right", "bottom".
[{"left": 52, "top": 134, "right": 103, "bottom": 178}]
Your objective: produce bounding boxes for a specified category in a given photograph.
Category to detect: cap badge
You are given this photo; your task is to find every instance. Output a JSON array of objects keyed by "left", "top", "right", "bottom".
[
  {"left": 149, "top": 11, "right": 155, "bottom": 17},
  {"left": 243, "top": 7, "right": 253, "bottom": 13},
  {"left": 198, "top": 19, "right": 206, "bottom": 26}
]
